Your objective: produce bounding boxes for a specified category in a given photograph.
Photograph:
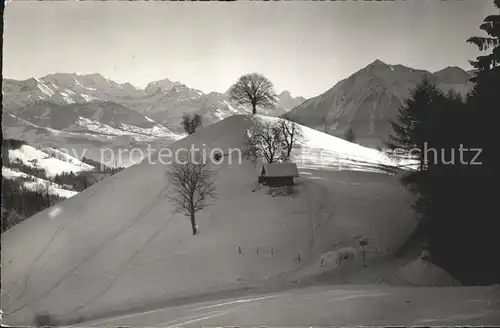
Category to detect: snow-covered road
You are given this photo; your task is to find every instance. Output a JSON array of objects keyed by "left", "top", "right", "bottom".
[{"left": 72, "top": 285, "right": 500, "bottom": 327}]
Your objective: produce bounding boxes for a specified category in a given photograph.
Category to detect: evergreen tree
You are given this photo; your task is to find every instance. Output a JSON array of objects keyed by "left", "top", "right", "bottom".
[
  {"left": 386, "top": 77, "right": 443, "bottom": 175},
  {"left": 411, "top": 0, "right": 500, "bottom": 285},
  {"left": 466, "top": 0, "right": 500, "bottom": 175},
  {"left": 466, "top": 0, "right": 500, "bottom": 74},
  {"left": 446, "top": 0, "right": 500, "bottom": 284}
]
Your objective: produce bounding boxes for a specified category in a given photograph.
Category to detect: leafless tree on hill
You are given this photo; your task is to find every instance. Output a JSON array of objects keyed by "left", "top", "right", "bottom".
[
  {"left": 246, "top": 119, "right": 284, "bottom": 163},
  {"left": 228, "top": 73, "right": 278, "bottom": 115},
  {"left": 164, "top": 157, "right": 217, "bottom": 235},
  {"left": 277, "top": 119, "right": 303, "bottom": 161}
]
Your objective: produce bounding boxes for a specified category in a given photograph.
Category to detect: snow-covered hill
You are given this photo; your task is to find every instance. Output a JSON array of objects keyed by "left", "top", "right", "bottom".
[
  {"left": 2, "top": 102, "right": 184, "bottom": 168},
  {"left": 285, "top": 60, "right": 474, "bottom": 147},
  {"left": 1, "top": 115, "right": 416, "bottom": 326},
  {"left": 2, "top": 142, "right": 97, "bottom": 200},
  {"left": 2, "top": 167, "right": 78, "bottom": 199},
  {"left": 7, "top": 144, "right": 93, "bottom": 177}
]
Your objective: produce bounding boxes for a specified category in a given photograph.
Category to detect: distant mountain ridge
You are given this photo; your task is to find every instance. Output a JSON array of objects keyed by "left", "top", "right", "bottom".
[
  {"left": 285, "top": 60, "right": 474, "bottom": 147},
  {"left": 3, "top": 61, "right": 473, "bottom": 153},
  {"left": 2, "top": 73, "right": 304, "bottom": 165},
  {"left": 277, "top": 90, "right": 307, "bottom": 111},
  {"left": 3, "top": 73, "right": 302, "bottom": 133}
]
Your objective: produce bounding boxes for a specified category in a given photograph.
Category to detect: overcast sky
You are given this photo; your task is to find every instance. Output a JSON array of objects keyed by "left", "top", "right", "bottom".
[{"left": 3, "top": 1, "right": 496, "bottom": 98}]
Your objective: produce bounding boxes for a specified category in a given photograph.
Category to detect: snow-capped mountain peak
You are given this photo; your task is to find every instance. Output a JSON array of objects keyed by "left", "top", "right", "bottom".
[
  {"left": 285, "top": 61, "right": 474, "bottom": 146},
  {"left": 145, "top": 78, "right": 182, "bottom": 94},
  {"left": 277, "top": 90, "right": 306, "bottom": 110},
  {"left": 368, "top": 59, "right": 387, "bottom": 67}
]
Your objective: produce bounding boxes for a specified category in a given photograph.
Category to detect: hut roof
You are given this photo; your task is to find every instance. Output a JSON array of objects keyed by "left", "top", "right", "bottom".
[{"left": 258, "top": 162, "right": 299, "bottom": 178}]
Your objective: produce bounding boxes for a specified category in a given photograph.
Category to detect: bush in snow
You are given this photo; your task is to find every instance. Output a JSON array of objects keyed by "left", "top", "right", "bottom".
[
  {"left": 267, "top": 185, "right": 298, "bottom": 198},
  {"left": 182, "top": 113, "right": 203, "bottom": 135},
  {"left": 319, "top": 247, "right": 357, "bottom": 267},
  {"left": 343, "top": 127, "right": 356, "bottom": 143},
  {"left": 33, "top": 312, "right": 59, "bottom": 327}
]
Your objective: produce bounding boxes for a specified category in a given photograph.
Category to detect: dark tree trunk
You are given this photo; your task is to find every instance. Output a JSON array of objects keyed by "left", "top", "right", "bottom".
[
  {"left": 36, "top": 192, "right": 41, "bottom": 211},
  {"left": 419, "top": 142, "right": 425, "bottom": 172},
  {"left": 190, "top": 212, "right": 197, "bottom": 235},
  {"left": 252, "top": 103, "right": 257, "bottom": 115},
  {"left": 46, "top": 186, "right": 51, "bottom": 207}
]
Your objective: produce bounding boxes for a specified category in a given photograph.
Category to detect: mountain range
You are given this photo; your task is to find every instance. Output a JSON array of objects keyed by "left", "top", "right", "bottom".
[
  {"left": 2, "top": 74, "right": 304, "bottom": 130},
  {"left": 2, "top": 60, "right": 474, "bottom": 161},
  {"left": 2, "top": 74, "right": 305, "bottom": 165}
]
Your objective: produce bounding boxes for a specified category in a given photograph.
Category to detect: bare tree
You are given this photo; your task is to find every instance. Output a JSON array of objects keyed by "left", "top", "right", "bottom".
[
  {"left": 164, "top": 158, "right": 216, "bottom": 235},
  {"left": 246, "top": 119, "right": 284, "bottom": 163},
  {"left": 277, "top": 119, "right": 303, "bottom": 161},
  {"left": 33, "top": 312, "right": 59, "bottom": 327},
  {"left": 228, "top": 73, "right": 278, "bottom": 115},
  {"left": 182, "top": 114, "right": 203, "bottom": 135}
]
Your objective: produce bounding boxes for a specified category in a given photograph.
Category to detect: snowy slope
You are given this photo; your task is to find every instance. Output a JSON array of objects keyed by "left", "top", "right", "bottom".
[
  {"left": 3, "top": 107, "right": 183, "bottom": 168},
  {"left": 41, "top": 147, "right": 95, "bottom": 168},
  {"left": 393, "top": 258, "right": 461, "bottom": 286},
  {"left": 73, "top": 116, "right": 182, "bottom": 141},
  {"left": 2, "top": 143, "right": 94, "bottom": 199},
  {"left": 1, "top": 115, "right": 415, "bottom": 326},
  {"left": 2, "top": 167, "right": 78, "bottom": 199},
  {"left": 254, "top": 115, "right": 407, "bottom": 173},
  {"left": 8, "top": 145, "right": 94, "bottom": 177}
]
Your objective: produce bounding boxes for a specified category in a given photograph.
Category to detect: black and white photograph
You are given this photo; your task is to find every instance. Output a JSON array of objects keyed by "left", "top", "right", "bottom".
[{"left": 1, "top": 0, "right": 499, "bottom": 326}]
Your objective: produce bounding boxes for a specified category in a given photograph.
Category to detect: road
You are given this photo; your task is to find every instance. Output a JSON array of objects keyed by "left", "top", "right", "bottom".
[{"left": 70, "top": 285, "right": 500, "bottom": 327}]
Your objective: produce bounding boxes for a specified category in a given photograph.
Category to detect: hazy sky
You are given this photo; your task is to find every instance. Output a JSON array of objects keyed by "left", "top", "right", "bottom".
[{"left": 4, "top": 0, "right": 496, "bottom": 98}]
